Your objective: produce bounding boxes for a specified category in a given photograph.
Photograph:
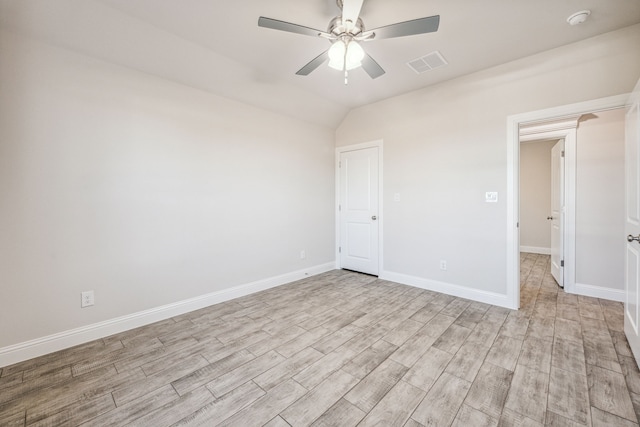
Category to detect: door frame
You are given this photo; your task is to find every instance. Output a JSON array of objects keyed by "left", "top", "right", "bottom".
[
  {"left": 507, "top": 94, "right": 628, "bottom": 309},
  {"left": 335, "top": 140, "right": 384, "bottom": 273}
]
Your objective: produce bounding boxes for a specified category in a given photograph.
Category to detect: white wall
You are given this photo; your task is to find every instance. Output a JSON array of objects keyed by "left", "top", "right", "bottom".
[
  {"left": 336, "top": 24, "right": 640, "bottom": 300},
  {"left": 576, "top": 108, "right": 626, "bottom": 291},
  {"left": 520, "top": 140, "right": 555, "bottom": 253},
  {"left": 0, "top": 31, "right": 335, "bottom": 352}
]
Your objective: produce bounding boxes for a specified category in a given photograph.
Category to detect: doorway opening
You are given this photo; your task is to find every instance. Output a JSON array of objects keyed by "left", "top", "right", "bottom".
[
  {"left": 507, "top": 94, "right": 628, "bottom": 309},
  {"left": 519, "top": 117, "right": 579, "bottom": 298},
  {"left": 520, "top": 138, "right": 565, "bottom": 289}
]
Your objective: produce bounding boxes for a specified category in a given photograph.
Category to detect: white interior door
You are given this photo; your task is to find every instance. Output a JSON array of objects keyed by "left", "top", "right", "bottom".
[
  {"left": 339, "top": 147, "right": 379, "bottom": 275},
  {"left": 624, "top": 77, "right": 640, "bottom": 362},
  {"left": 550, "top": 139, "right": 565, "bottom": 287}
]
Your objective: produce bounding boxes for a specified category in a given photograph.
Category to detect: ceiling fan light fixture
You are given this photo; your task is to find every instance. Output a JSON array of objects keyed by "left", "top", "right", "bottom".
[
  {"left": 328, "top": 41, "right": 345, "bottom": 69},
  {"left": 328, "top": 39, "right": 365, "bottom": 71},
  {"left": 258, "top": 0, "right": 440, "bottom": 81},
  {"left": 345, "top": 41, "right": 365, "bottom": 69}
]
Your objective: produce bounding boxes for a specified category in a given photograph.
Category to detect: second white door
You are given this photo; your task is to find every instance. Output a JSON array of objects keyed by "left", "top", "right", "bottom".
[
  {"left": 625, "top": 76, "right": 640, "bottom": 363},
  {"left": 339, "top": 147, "right": 379, "bottom": 275},
  {"left": 550, "top": 139, "right": 565, "bottom": 286}
]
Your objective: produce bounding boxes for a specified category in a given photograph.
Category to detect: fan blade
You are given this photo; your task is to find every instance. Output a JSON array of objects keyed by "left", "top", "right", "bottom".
[
  {"left": 342, "top": 0, "right": 364, "bottom": 25},
  {"left": 258, "top": 17, "right": 329, "bottom": 38},
  {"left": 367, "top": 15, "right": 439, "bottom": 40},
  {"left": 296, "top": 50, "right": 330, "bottom": 76},
  {"left": 361, "top": 54, "right": 385, "bottom": 79}
]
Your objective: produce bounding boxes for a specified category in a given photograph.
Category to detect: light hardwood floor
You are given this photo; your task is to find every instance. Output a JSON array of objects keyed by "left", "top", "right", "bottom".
[{"left": 1, "top": 253, "right": 639, "bottom": 426}]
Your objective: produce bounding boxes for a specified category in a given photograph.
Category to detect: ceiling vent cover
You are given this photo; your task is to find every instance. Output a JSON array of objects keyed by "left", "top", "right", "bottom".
[{"left": 407, "top": 51, "right": 448, "bottom": 74}]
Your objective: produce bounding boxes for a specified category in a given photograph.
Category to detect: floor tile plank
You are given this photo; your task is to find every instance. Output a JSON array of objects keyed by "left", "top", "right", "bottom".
[
  {"left": 403, "top": 346, "right": 453, "bottom": 392},
  {"left": 216, "top": 379, "right": 307, "bottom": 427},
  {"left": 342, "top": 339, "right": 397, "bottom": 380},
  {"left": 410, "top": 372, "right": 471, "bottom": 427},
  {"left": 357, "top": 380, "right": 426, "bottom": 427},
  {"left": 171, "top": 349, "right": 256, "bottom": 396},
  {"left": 485, "top": 335, "right": 523, "bottom": 372},
  {"left": 171, "top": 381, "right": 265, "bottom": 426},
  {"left": 590, "top": 406, "right": 638, "bottom": 427},
  {"left": 503, "top": 365, "right": 549, "bottom": 423},
  {"left": 547, "top": 366, "right": 590, "bottom": 425},
  {"left": 308, "top": 398, "right": 365, "bottom": 427},
  {"left": 344, "top": 359, "right": 408, "bottom": 413},
  {"left": 587, "top": 364, "right": 637, "bottom": 422},
  {"left": 464, "top": 361, "right": 513, "bottom": 420},
  {"left": 207, "top": 350, "right": 285, "bottom": 397},
  {"left": 451, "top": 404, "right": 498, "bottom": 427},
  {"left": 280, "top": 369, "right": 358, "bottom": 426}
]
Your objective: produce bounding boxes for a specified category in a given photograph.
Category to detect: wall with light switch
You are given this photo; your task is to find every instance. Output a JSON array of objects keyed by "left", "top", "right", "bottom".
[
  {"left": 337, "top": 24, "right": 640, "bottom": 299},
  {"left": 0, "top": 30, "right": 335, "bottom": 358}
]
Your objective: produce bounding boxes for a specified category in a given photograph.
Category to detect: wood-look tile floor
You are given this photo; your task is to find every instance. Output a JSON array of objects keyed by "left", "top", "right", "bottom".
[{"left": 1, "top": 253, "right": 639, "bottom": 426}]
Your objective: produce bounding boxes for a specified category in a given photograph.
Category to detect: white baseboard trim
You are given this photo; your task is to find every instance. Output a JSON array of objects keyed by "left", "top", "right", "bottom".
[
  {"left": 0, "top": 262, "right": 335, "bottom": 368},
  {"left": 520, "top": 246, "right": 551, "bottom": 255},
  {"left": 573, "top": 282, "right": 625, "bottom": 302},
  {"left": 380, "top": 270, "right": 514, "bottom": 309}
]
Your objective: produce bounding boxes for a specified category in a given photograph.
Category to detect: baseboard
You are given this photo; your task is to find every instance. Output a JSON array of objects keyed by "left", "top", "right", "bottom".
[
  {"left": 520, "top": 246, "right": 551, "bottom": 255},
  {"left": 574, "top": 282, "right": 625, "bottom": 302},
  {"left": 0, "top": 262, "right": 335, "bottom": 368},
  {"left": 380, "top": 270, "right": 514, "bottom": 309}
]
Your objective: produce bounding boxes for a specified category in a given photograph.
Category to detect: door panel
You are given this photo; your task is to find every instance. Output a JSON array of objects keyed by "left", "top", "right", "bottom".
[
  {"left": 345, "top": 155, "right": 372, "bottom": 209},
  {"left": 627, "top": 246, "right": 639, "bottom": 336},
  {"left": 346, "top": 223, "right": 371, "bottom": 259},
  {"left": 625, "top": 77, "right": 640, "bottom": 363},
  {"left": 550, "top": 139, "right": 565, "bottom": 286},
  {"left": 340, "top": 147, "right": 379, "bottom": 275}
]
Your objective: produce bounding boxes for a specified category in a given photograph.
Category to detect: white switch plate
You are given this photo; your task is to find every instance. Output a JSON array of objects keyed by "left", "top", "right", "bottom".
[
  {"left": 485, "top": 192, "right": 498, "bottom": 203},
  {"left": 393, "top": 193, "right": 401, "bottom": 202}
]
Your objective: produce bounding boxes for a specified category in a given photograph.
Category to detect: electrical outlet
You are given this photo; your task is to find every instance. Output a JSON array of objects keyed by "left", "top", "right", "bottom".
[
  {"left": 300, "top": 250, "right": 306, "bottom": 259},
  {"left": 81, "top": 291, "right": 94, "bottom": 308},
  {"left": 440, "top": 260, "right": 447, "bottom": 271}
]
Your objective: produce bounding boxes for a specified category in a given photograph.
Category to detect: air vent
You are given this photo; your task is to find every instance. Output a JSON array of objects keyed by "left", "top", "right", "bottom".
[{"left": 407, "top": 51, "right": 448, "bottom": 74}]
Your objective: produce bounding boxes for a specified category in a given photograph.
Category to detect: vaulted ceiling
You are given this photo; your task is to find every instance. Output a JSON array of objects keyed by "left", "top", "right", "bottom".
[{"left": 1, "top": 0, "right": 639, "bottom": 127}]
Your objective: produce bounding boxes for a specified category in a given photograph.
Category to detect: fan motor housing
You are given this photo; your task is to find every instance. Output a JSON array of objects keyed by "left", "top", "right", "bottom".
[{"left": 328, "top": 16, "right": 364, "bottom": 36}]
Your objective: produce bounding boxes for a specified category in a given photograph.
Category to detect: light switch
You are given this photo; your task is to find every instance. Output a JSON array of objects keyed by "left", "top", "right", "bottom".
[
  {"left": 485, "top": 192, "right": 498, "bottom": 203},
  {"left": 393, "top": 193, "right": 401, "bottom": 202}
]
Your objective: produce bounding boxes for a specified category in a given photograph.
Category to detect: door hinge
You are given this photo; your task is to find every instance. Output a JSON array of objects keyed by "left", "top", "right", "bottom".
[
  {"left": 561, "top": 150, "right": 565, "bottom": 157},
  {"left": 517, "top": 222, "right": 519, "bottom": 228},
  {"left": 338, "top": 246, "right": 341, "bottom": 253},
  {"left": 339, "top": 161, "right": 341, "bottom": 168},
  {"left": 338, "top": 204, "right": 341, "bottom": 212},
  {"left": 561, "top": 260, "right": 564, "bottom": 267}
]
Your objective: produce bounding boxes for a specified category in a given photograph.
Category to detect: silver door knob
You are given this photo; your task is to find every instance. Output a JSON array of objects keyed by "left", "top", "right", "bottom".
[
  {"left": 628, "top": 234, "right": 640, "bottom": 243},
  {"left": 371, "top": 215, "right": 377, "bottom": 220}
]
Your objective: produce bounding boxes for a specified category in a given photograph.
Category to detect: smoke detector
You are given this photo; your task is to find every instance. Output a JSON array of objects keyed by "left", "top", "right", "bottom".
[{"left": 567, "top": 10, "right": 591, "bottom": 26}]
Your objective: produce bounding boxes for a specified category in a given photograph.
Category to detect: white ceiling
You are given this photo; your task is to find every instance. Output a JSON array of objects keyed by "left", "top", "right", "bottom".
[{"left": 1, "top": 0, "right": 639, "bottom": 127}]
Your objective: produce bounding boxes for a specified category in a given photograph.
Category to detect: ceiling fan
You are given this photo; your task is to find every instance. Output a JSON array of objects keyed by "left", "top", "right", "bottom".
[{"left": 258, "top": 0, "right": 440, "bottom": 84}]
